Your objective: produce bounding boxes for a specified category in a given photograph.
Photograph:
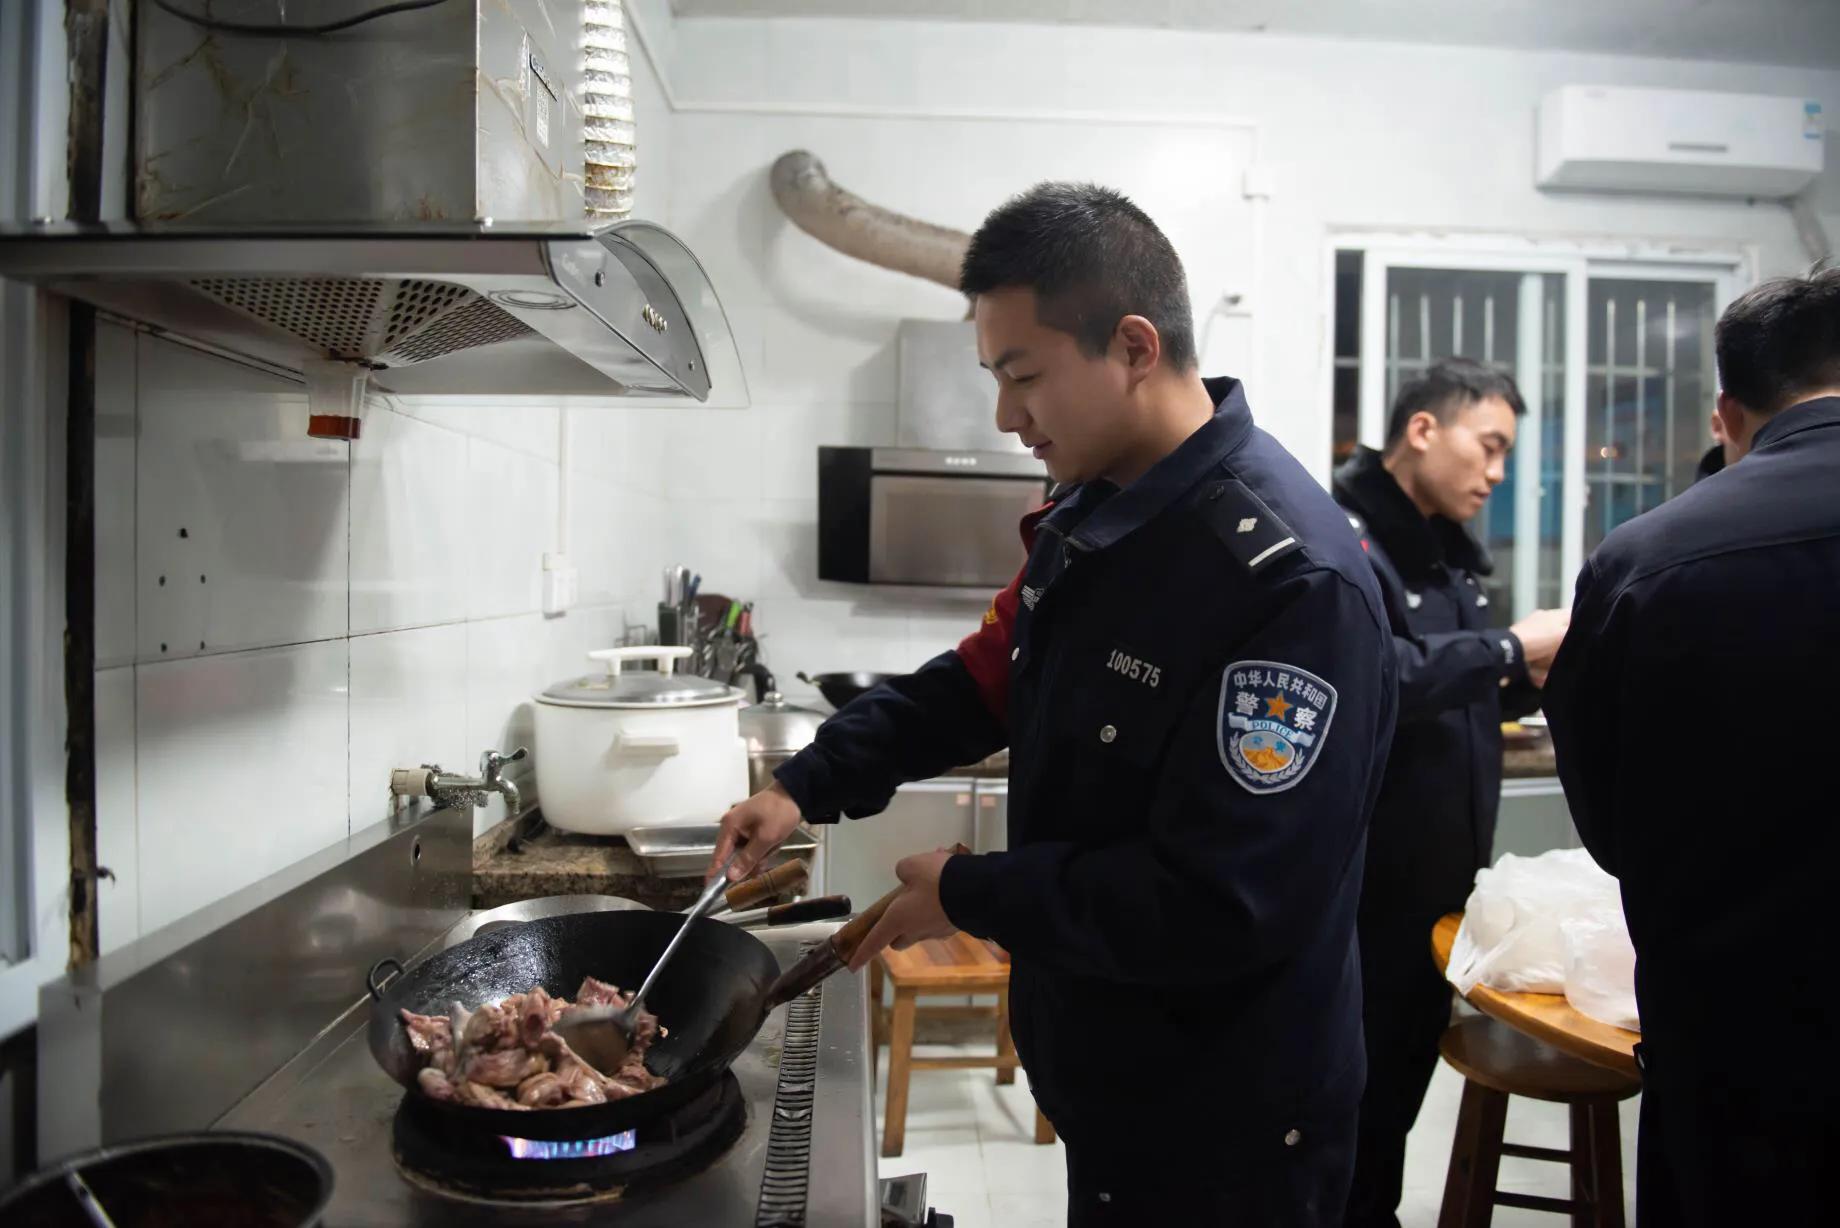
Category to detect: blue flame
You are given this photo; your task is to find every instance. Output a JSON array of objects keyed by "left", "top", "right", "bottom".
[{"left": 499, "top": 1129, "right": 638, "bottom": 1160}]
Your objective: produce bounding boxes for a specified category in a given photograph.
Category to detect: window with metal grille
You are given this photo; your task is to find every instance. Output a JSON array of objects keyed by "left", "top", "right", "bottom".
[{"left": 1331, "top": 241, "right": 1738, "bottom": 620}]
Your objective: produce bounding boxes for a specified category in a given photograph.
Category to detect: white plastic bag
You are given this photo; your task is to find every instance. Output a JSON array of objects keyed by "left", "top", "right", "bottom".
[
  {"left": 1560, "top": 916, "right": 1641, "bottom": 1032},
  {"left": 1445, "top": 848, "right": 1640, "bottom": 1033}
]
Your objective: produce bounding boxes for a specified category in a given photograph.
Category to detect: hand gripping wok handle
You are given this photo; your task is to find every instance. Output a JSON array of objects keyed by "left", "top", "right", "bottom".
[
  {"left": 762, "top": 884, "right": 902, "bottom": 1008},
  {"left": 834, "top": 843, "right": 968, "bottom": 963},
  {"left": 761, "top": 843, "right": 970, "bottom": 1009},
  {"left": 723, "top": 857, "right": 811, "bottom": 913}
]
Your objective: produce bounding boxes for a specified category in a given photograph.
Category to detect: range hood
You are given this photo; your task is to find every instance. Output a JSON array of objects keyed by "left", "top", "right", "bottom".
[
  {"left": 0, "top": 0, "right": 746, "bottom": 406},
  {"left": 0, "top": 218, "right": 746, "bottom": 401}
]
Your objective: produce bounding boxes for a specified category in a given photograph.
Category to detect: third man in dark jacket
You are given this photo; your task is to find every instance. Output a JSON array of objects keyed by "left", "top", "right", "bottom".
[
  {"left": 1544, "top": 268, "right": 1840, "bottom": 1226},
  {"left": 1333, "top": 359, "right": 1570, "bottom": 1228}
]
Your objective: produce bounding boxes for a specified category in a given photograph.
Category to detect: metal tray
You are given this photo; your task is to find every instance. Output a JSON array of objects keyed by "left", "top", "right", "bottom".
[{"left": 623, "top": 823, "right": 820, "bottom": 879}]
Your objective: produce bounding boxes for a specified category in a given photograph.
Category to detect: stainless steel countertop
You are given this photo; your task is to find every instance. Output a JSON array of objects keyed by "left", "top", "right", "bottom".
[{"left": 218, "top": 909, "right": 876, "bottom": 1227}]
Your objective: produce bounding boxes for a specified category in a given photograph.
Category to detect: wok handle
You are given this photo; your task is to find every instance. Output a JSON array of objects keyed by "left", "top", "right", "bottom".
[
  {"left": 761, "top": 844, "right": 970, "bottom": 1009},
  {"left": 760, "top": 886, "right": 901, "bottom": 1008},
  {"left": 830, "top": 884, "right": 904, "bottom": 966},
  {"left": 723, "top": 858, "right": 810, "bottom": 913},
  {"left": 832, "top": 841, "right": 971, "bottom": 965},
  {"left": 367, "top": 957, "right": 404, "bottom": 1002}
]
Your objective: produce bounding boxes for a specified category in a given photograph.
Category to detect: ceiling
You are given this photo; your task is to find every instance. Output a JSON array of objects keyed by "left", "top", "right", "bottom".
[{"left": 671, "top": 0, "right": 1840, "bottom": 71}]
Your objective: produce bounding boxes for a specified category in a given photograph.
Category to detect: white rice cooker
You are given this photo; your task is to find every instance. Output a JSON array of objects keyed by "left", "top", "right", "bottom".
[{"left": 533, "top": 646, "right": 751, "bottom": 835}]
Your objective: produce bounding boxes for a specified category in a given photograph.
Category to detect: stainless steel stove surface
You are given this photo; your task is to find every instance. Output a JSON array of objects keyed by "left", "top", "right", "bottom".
[{"left": 218, "top": 908, "right": 876, "bottom": 1227}]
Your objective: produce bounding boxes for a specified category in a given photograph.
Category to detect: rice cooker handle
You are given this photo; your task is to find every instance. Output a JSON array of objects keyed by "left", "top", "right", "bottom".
[{"left": 588, "top": 645, "right": 694, "bottom": 678}]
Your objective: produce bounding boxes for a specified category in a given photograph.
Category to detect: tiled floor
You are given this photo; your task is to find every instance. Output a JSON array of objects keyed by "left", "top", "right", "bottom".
[{"left": 872, "top": 1029, "right": 1640, "bottom": 1227}]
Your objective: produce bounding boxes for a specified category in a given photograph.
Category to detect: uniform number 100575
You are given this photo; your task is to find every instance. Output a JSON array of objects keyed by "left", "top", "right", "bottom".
[{"left": 1106, "top": 650, "right": 1161, "bottom": 689}]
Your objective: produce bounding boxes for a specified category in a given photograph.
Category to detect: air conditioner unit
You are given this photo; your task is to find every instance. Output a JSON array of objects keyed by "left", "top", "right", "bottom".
[{"left": 1537, "top": 86, "right": 1824, "bottom": 198}]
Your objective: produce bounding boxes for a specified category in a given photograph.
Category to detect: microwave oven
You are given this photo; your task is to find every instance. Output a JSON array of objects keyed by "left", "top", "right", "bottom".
[{"left": 817, "top": 447, "right": 1050, "bottom": 589}]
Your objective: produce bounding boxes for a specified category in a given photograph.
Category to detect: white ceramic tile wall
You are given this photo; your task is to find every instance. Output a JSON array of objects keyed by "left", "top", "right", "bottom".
[
  {"left": 392, "top": 401, "right": 561, "bottom": 465},
  {"left": 348, "top": 625, "right": 470, "bottom": 832},
  {"left": 134, "top": 640, "right": 350, "bottom": 936},
  {"left": 135, "top": 334, "right": 348, "bottom": 662},
  {"left": 93, "top": 358, "right": 669, "bottom": 949},
  {"left": 465, "top": 438, "right": 558, "bottom": 622},
  {"left": 349, "top": 407, "right": 471, "bottom": 635},
  {"left": 463, "top": 614, "right": 550, "bottom": 837}
]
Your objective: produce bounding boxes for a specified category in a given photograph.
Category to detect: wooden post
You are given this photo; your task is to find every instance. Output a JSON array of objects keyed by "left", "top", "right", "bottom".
[
  {"left": 994, "top": 985, "right": 1016, "bottom": 1085},
  {"left": 882, "top": 987, "right": 917, "bottom": 1158},
  {"left": 868, "top": 960, "right": 884, "bottom": 1083},
  {"left": 1570, "top": 1103, "right": 1594, "bottom": 1228},
  {"left": 1438, "top": 1079, "right": 1509, "bottom": 1228},
  {"left": 1587, "top": 1102, "right": 1626, "bottom": 1228}
]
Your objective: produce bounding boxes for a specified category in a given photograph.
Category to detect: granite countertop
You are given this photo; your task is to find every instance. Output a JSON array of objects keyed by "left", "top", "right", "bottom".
[
  {"left": 472, "top": 818, "right": 704, "bottom": 912},
  {"left": 1502, "top": 737, "right": 1558, "bottom": 780}
]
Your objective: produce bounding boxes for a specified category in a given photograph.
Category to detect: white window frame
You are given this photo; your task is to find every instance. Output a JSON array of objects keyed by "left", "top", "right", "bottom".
[{"left": 1323, "top": 231, "right": 1755, "bottom": 612}]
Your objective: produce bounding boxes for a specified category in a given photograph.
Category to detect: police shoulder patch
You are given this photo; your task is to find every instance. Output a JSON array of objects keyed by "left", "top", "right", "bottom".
[
  {"left": 1216, "top": 659, "right": 1338, "bottom": 795},
  {"left": 1196, "top": 479, "right": 1303, "bottom": 575}
]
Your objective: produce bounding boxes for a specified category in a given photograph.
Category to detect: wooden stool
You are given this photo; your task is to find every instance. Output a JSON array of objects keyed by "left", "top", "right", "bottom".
[
  {"left": 870, "top": 932, "right": 1057, "bottom": 1158},
  {"left": 1437, "top": 1016, "right": 1642, "bottom": 1228}
]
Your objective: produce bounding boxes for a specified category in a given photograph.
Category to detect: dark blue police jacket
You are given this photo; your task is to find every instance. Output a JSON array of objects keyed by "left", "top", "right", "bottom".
[
  {"left": 775, "top": 379, "right": 1397, "bottom": 1153},
  {"left": 1544, "top": 395, "right": 1840, "bottom": 1082},
  {"left": 1333, "top": 447, "right": 1542, "bottom": 933}
]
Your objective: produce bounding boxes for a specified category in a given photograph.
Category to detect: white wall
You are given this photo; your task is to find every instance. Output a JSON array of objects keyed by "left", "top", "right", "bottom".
[
  {"left": 86, "top": 325, "right": 670, "bottom": 953},
  {"left": 620, "top": 11, "right": 1840, "bottom": 701}
]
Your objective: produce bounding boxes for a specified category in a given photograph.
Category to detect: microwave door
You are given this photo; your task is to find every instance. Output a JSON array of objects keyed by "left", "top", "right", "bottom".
[{"left": 868, "top": 474, "right": 1038, "bottom": 588}]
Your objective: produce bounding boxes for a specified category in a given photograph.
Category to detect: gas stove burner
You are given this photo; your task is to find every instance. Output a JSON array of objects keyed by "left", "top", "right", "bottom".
[
  {"left": 501, "top": 1128, "right": 637, "bottom": 1159},
  {"left": 393, "top": 1072, "right": 746, "bottom": 1206}
]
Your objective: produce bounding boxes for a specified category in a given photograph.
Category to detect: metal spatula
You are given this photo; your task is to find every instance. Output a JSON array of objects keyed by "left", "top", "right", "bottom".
[{"left": 552, "top": 847, "right": 741, "bottom": 1074}]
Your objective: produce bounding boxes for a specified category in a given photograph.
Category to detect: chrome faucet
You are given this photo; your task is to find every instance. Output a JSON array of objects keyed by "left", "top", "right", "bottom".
[{"left": 392, "top": 747, "right": 528, "bottom": 816}]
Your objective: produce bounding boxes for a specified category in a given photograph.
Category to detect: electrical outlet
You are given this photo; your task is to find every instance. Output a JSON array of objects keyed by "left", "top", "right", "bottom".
[{"left": 542, "top": 554, "right": 577, "bottom": 616}]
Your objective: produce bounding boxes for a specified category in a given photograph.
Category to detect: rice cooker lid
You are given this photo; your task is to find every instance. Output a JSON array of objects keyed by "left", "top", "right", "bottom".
[{"left": 539, "top": 647, "right": 744, "bottom": 709}]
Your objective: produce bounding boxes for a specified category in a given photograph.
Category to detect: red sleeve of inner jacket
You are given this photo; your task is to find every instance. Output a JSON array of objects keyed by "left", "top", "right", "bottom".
[{"left": 954, "top": 501, "right": 1053, "bottom": 725}]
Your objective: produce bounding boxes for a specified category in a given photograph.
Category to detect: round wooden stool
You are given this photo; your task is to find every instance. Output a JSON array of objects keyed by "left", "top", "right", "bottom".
[{"left": 1437, "top": 1015, "right": 1642, "bottom": 1228}]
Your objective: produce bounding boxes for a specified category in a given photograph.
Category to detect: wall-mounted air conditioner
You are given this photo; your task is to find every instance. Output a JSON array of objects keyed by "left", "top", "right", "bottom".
[{"left": 1537, "top": 86, "right": 1824, "bottom": 198}]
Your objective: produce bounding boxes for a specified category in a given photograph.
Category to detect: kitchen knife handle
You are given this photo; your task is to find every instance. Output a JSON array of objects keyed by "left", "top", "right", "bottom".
[
  {"left": 723, "top": 857, "right": 811, "bottom": 913},
  {"left": 766, "top": 894, "right": 852, "bottom": 926}
]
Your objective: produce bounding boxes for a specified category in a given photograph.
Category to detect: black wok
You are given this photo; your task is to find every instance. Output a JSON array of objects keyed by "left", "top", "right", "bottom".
[
  {"left": 797, "top": 670, "right": 896, "bottom": 710},
  {"left": 367, "top": 910, "right": 803, "bottom": 1141}
]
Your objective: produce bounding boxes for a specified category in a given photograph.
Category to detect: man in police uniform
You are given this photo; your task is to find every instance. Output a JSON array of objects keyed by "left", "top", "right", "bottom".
[
  {"left": 1544, "top": 269, "right": 1840, "bottom": 1226},
  {"left": 1331, "top": 359, "right": 1569, "bottom": 1228},
  {"left": 711, "top": 183, "right": 1397, "bottom": 1224}
]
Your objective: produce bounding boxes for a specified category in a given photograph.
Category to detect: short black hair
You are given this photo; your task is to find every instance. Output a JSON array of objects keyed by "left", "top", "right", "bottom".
[
  {"left": 1384, "top": 357, "right": 1526, "bottom": 450},
  {"left": 1715, "top": 266, "right": 1840, "bottom": 415},
  {"left": 959, "top": 182, "right": 1197, "bottom": 371}
]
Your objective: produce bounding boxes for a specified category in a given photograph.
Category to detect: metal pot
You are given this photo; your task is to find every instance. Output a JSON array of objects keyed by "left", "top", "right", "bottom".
[
  {"left": 737, "top": 685, "right": 829, "bottom": 795},
  {"left": 533, "top": 646, "right": 750, "bottom": 836},
  {"left": 0, "top": 1132, "right": 333, "bottom": 1226}
]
